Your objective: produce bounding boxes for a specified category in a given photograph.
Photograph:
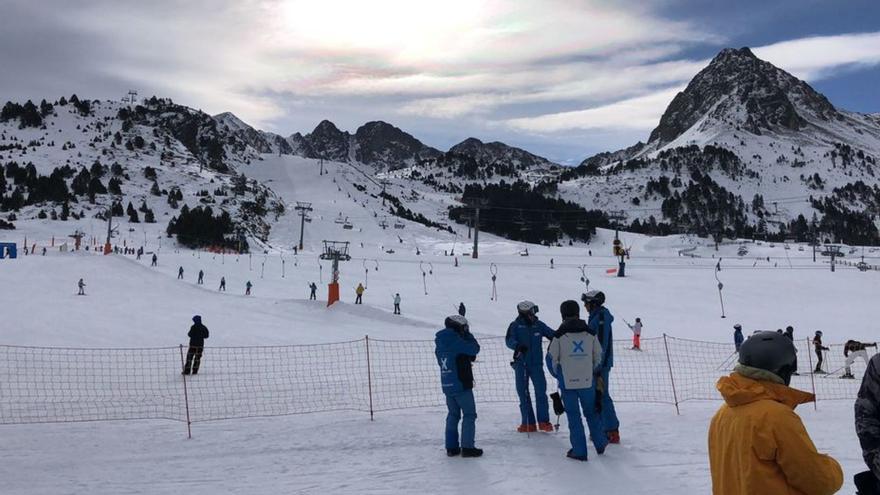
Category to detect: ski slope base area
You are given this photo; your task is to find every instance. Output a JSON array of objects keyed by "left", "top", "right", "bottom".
[{"left": 2, "top": 158, "right": 879, "bottom": 494}]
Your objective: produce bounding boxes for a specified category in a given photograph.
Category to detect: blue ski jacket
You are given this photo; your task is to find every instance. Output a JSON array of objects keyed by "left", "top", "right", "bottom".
[
  {"left": 587, "top": 306, "right": 614, "bottom": 369},
  {"left": 435, "top": 327, "right": 480, "bottom": 395},
  {"left": 505, "top": 316, "right": 555, "bottom": 368}
]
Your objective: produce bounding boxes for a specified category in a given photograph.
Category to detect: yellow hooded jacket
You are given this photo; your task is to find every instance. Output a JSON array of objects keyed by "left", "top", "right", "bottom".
[{"left": 708, "top": 371, "right": 842, "bottom": 495}]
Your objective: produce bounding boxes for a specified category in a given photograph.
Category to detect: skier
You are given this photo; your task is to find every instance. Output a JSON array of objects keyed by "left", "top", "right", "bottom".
[
  {"left": 182, "top": 315, "right": 209, "bottom": 375},
  {"left": 197, "top": 270, "right": 204, "bottom": 285},
  {"left": 41, "top": 247, "right": 46, "bottom": 256},
  {"left": 434, "top": 315, "right": 482, "bottom": 458},
  {"left": 218, "top": 276, "right": 226, "bottom": 292},
  {"left": 709, "top": 331, "right": 842, "bottom": 495},
  {"left": 550, "top": 258, "right": 554, "bottom": 269},
  {"left": 505, "top": 301, "right": 555, "bottom": 433},
  {"left": 355, "top": 283, "right": 365, "bottom": 304},
  {"left": 784, "top": 325, "right": 794, "bottom": 341},
  {"left": 393, "top": 293, "right": 401, "bottom": 315},
  {"left": 546, "top": 300, "right": 607, "bottom": 461},
  {"left": 813, "top": 331, "right": 829, "bottom": 373},
  {"left": 245, "top": 280, "right": 252, "bottom": 295},
  {"left": 733, "top": 324, "right": 744, "bottom": 353},
  {"left": 136, "top": 247, "right": 143, "bottom": 260},
  {"left": 855, "top": 353, "right": 880, "bottom": 494},
  {"left": 458, "top": 302, "right": 466, "bottom": 317},
  {"left": 77, "top": 278, "right": 85, "bottom": 296},
  {"left": 151, "top": 253, "right": 157, "bottom": 267},
  {"left": 844, "top": 340, "right": 879, "bottom": 379},
  {"left": 582, "top": 290, "right": 619, "bottom": 444},
  {"left": 309, "top": 282, "right": 317, "bottom": 300},
  {"left": 627, "top": 317, "right": 643, "bottom": 350},
  {"left": 178, "top": 266, "right": 184, "bottom": 280}
]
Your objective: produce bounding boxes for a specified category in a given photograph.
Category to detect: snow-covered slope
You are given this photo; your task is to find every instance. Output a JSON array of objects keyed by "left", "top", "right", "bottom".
[{"left": 0, "top": 96, "right": 281, "bottom": 242}]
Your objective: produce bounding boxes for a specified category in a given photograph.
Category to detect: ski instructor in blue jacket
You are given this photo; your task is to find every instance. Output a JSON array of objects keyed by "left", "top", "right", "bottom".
[
  {"left": 506, "top": 300, "right": 555, "bottom": 432},
  {"left": 583, "top": 290, "right": 620, "bottom": 444},
  {"left": 435, "top": 315, "right": 483, "bottom": 458}
]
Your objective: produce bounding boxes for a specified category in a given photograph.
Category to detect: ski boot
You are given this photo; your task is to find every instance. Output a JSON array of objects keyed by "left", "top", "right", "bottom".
[
  {"left": 446, "top": 448, "right": 460, "bottom": 457},
  {"left": 841, "top": 373, "right": 856, "bottom": 379},
  {"left": 566, "top": 449, "right": 588, "bottom": 461},
  {"left": 517, "top": 424, "right": 537, "bottom": 433},
  {"left": 607, "top": 430, "right": 620, "bottom": 444},
  {"left": 538, "top": 422, "right": 554, "bottom": 433},
  {"left": 461, "top": 448, "right": 483, "bottom": 458}
]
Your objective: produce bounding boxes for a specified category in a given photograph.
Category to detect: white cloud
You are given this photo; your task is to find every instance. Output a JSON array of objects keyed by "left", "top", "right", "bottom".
[
  {"left": 753, "top": 32, "right": 880, "bottom": 80},
  {"left": 506, "top": 87, "right": 683, "bottom": 133}
]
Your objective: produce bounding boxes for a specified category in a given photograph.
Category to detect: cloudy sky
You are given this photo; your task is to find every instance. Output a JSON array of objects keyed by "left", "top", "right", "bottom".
[{"left": 3, "top": 0, "right": 880, "bottom": 163}]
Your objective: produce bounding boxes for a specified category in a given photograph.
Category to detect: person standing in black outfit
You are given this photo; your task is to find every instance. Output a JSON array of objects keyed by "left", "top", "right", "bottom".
[{"left": 183, "top": 315, "right": 209, "bottom": 375}]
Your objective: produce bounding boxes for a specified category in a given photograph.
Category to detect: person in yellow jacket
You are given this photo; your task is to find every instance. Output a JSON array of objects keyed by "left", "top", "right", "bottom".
[{"left": 709, "top": 331, "right": 842, "bottom": 495}]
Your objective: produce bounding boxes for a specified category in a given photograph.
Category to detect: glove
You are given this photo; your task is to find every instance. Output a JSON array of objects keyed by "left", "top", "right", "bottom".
[{"left": 516, "top": 345, "right": 528, "bottom": 355}]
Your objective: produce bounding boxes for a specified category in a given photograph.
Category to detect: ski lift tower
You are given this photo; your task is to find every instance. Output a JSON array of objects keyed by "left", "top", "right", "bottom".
[
  {"left": 103, "top": 208, "right": 118, "bottom": 255},
  {"left": 463, "top": 198, "right": 489, "bottom": 259},
  {"left": 320, "top": 240, "right": 351, "bottom": 306},
  {"left": 608, "top": 211, "right": 628, "bottom": 277},
  {"left": 825, "top": 244, "right": 843, "bottom": 273}
]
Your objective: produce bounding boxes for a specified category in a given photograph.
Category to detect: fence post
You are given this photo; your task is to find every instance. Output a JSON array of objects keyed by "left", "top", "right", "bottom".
[
  {"left": 178, "top": 345, "right": 193, "bottom": 439},
  {"left": 365, "top": 335, "right": 374, "bottom": 421},
  {"left": 805, "top": 337, "right": 818, "bottom": 411},
  {"left": 662, "top": 334, "right": 680, "bottom": 415}
]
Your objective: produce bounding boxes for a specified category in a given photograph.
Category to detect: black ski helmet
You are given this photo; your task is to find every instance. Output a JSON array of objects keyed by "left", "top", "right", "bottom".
[
  {"left": 738, "top": 331, "right": 798, "bottom": 385},
  {"left": 815, "top": 330, "right": 823, "bottom": 337},
  {"left": 581, "top": 290, "right": 605, "bottom": 306},
  {"left": 445, "top": 315, "right": 469, "bottom": 334},
  {"left": 560, "top": 300, "right": 580, "bottom": 319}
]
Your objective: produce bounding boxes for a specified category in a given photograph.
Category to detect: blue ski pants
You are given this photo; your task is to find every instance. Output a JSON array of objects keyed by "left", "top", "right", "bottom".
[{"left": 445, "top": 390, "right": 477, "bottom": 449}]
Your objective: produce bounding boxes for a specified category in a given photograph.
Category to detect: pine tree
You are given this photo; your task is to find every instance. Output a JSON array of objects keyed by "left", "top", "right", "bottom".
[{"left": 127, "top": 202, "right": 139, "bottom": 223}]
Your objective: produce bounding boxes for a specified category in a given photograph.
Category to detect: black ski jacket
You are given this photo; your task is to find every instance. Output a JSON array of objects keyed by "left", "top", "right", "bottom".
[{"left": 188, "top": 323, "right": 209, "bottom": 346}]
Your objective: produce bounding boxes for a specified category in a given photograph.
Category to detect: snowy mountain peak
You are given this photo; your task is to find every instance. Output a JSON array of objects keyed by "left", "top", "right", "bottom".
[{"left": 648, "top": 46, "right": 838, "bottom": 147}]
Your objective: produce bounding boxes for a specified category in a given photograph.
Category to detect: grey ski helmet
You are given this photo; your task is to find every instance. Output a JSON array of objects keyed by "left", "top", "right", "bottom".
[
  {"left": 581, "top": 290, "right": 605, "bottom": 306},
  {"left": 738, "top": 331, "right": 798, "bottom": 385},
  {"left": 517, "top": 300, "right": 539, "bottom": 316}
]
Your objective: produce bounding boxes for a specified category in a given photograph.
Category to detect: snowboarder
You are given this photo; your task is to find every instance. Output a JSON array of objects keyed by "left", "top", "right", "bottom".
[
  {"left": 218, "top": 277, "right": 226, "bottom": 292},
  {"left": 627, "top": 318, "right": 643, "bottom": 350},
  {"left": 151, "top": 253, "right": 157, "bottom": 267},
  {"left": 813, "top": 331, "right": 829, "bottom": 373},
  {"left": 77, "top": 278, "right": 85, "bottom": 296},
  {"left": 458, "top": 302, "right": 466, "bottom": 317},
  {"left": 582, "top": 290, "right": 620, "bottom": 444},
  {"left": 245, "top": 280, "right": 252, "bottom": 295},
  {"left": 435, "top": 315, "right": 482, "bottom": 458},
  {"left": 709, "top": 331, "right": 842, "bottom": 494},
  {"left": 393, "top": 293, "right": 401, "bottom": 315},
  {"left": 505, "top": 301, "right": 555, "bottom": 432},
  {"left": 784, "top": 325, "right": 794, "bottom": 341},
  {"left": 733, "top": 324, "right": 744, "bottom": 353},
  {"left": 844, "top": 340, "right": 878, "bottom": 379},
  {"left": 309, "top": 282, "right": 317, "bottom": 300},
  {"left": 546, "top": 300, "right": 607, "bottom": 461},
  {"left": 182, "top": 315, "right": 209, "bottom": 375},
  {"left": 197, "top": 270, "right": 204, "bottom": 285},
  {"left": 855, "top": 353, "right": 880, "bottom": 494},
  {"left": 178, "top": 266, "right": 184, "bottom": 280},
  {"left": 355, "top": 283, "right": 364, "bottom": 304}
]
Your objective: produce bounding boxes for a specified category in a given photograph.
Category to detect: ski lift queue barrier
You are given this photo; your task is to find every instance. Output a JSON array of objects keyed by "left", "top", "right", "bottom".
[{"left": 0, "top": 336, "right": 866, "bottom": 434}]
